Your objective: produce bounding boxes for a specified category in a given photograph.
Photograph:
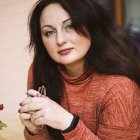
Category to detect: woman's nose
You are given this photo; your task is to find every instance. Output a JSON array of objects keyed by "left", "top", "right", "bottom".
[{"left": 56, "top": 31, "right": 67, "bottom": 46}]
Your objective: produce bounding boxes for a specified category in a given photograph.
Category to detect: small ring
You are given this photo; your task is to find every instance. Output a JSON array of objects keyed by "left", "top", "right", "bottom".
[{"left": 36, "top": 93, "right": 42, "bottom": 97}]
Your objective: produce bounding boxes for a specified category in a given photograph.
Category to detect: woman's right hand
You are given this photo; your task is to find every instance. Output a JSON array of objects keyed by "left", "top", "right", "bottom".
[{"left": 19, "top": 102, "right": 39, "bottom": 135}]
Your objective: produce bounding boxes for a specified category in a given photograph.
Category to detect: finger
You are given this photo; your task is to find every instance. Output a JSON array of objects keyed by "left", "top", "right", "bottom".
[
  {"left": 19, "top": 97, "right": 32, "bottom": 106},
  {"left": 19, "top": 102, "right": 44, "bottom": 113},
  {"left": 31, "top": 110, "right": 44, "bottom": 122},
  {"left": 19, "top": 113, "right": 31, "bottom": 120},
  {"left": 20, "top": 96, "right": 44, "bottom": 106},
  {"left": 27, "top": 89, "right": 41, "bottom": 97},
  {"left": 33, "top": 117, "right": 45, "bottom": 126}
]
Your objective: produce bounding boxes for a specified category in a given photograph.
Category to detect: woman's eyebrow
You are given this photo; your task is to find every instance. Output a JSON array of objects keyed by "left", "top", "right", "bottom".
[
  {"left": 42, "top": 25, "right": 54, "bottom": 29},
  {"left": 42, "top": 18, "right": 71, "bottom": 29},
  {"left": 62, "top": 18, "right": 71, "bottom": 24}
]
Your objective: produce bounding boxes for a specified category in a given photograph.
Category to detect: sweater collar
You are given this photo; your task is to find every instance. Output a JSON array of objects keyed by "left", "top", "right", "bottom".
[{"left": 59, "top": 66, "right": 92, "bottom": 85}]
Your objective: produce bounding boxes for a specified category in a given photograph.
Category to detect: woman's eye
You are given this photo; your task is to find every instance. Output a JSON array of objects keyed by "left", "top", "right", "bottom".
[
  {"left": 45, "top": 31, "right": 55, "bottom": 37},
  {"left": 66, "top": 24, "right": 74, "bottom": 31}
]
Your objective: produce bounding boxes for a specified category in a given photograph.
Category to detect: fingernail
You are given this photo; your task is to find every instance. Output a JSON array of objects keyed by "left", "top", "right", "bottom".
[
  {"left": 18, "top": 109, "right": 20, "bottom": 113},
  {"left": 27, "top": 92, "right": 33, "bottom": 97},
  {"left": 37, "top": 93, "right": 42, "bottom": 97},
  {"left": 27, "top": 92, "right": 30, "bottom": 96}
]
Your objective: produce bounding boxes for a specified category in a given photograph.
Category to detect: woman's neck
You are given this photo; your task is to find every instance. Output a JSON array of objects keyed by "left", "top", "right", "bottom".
[
  {"left": 66, "top": 67, "right": 83, "bottom": 77},
  {"left": 63, "top": 61, "right": 85, "bottom": 77}
]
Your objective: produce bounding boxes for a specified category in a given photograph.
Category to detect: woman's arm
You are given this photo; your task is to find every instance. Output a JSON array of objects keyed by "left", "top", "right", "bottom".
[
  {"left": 23, "top": 65, "right": 52, "bottom": 140},
  {"left": 62, "top": 78, "right": 140, "bottom": 140},
  {"left": 24, "top": 126, "right": 52, "bottom": 140}
]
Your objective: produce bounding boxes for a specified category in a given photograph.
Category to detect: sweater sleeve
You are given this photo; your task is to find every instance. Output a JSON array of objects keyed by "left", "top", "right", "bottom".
[
  {"left": 24, "top": 126, "right": 52, "bottom": 140},
  {"left": 62, "top": 78, "right": 140, "bottom": 140},
  {"left": 62, "top": 120, "right": 101, "bottom": 140},
  {"left": 24, "top": 65, "right": 52, "bottom": 140}
]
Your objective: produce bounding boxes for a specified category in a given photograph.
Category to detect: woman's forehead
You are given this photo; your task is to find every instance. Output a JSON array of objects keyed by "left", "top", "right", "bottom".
[{"left": 40, "top": 3, "right": 70, "bottom": 26}]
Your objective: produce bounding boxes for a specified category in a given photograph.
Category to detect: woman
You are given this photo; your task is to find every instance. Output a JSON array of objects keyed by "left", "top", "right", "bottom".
[{"left": 19, "top": 0, "right": 140, "bottom": 139}]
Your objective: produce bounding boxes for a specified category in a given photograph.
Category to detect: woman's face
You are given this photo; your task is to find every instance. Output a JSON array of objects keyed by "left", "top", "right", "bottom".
[{"left": 40, "top": 3, "right": 91, "bottom": 70}]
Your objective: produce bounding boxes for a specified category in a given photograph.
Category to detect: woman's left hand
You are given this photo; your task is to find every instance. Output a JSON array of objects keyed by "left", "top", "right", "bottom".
[{"left": 19, "top": 89, "right": 73, "bottom": 131}]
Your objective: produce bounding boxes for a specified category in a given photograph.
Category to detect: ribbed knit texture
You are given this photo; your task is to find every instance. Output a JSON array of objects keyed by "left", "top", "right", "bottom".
[{"left": 24, "top": 67, "right": 140, "bottom": 140}]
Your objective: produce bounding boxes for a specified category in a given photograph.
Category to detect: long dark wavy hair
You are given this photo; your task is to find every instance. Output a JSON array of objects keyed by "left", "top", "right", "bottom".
[{"left": 28, "top": 0, "right": 140, "bottom": 139}]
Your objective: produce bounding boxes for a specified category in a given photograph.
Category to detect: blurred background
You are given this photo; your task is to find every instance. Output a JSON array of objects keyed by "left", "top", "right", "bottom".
[
  {"left": 0, "top": 0, "right": 140, "bottom": 140},
  {"left": 99, "top": 0, "right": 140, "bottom": 31}
]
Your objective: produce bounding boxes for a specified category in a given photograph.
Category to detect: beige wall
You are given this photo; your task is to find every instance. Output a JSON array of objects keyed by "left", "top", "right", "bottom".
[{"left": 0, "top": 0, "right": 37, "bottom": 139}]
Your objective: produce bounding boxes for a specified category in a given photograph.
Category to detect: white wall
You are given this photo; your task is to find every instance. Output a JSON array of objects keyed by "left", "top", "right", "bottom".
[{"left": 0, "top": 0, "right": 37, "bottom": 139}]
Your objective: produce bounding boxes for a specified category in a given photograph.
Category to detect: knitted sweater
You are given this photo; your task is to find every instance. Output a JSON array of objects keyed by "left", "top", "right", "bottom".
[{"left": 24, "top": 67, "right": 140, "bottom": 140}]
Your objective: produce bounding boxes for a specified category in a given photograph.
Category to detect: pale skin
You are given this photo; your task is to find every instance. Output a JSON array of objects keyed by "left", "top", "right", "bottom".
[
  {"left": 19, "top": 90, "right": 73, "bottom": 134},
  {"left": 19, "top": 3, "right": 91, "bottom": 134}
]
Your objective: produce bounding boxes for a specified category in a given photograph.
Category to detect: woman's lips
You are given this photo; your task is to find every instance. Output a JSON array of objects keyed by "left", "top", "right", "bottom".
[{"left": 58, "top": 48, "right": 73, "bottom": 55}]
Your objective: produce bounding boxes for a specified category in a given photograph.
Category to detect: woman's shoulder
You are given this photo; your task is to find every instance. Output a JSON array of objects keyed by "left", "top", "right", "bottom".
[
  {"left": 93, "top": 74, "right": 140, "bottom": 108},
  {"left": 93, "top": 73, "right": 139, "bottom": 94},
  {"left": 95, "top": 73, "right": 138, "bottom": 86}
]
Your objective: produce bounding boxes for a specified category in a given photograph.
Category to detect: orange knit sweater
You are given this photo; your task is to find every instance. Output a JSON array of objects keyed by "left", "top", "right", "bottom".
[{"left": 24, "top": 67, "right": 140, "bottom": 140}]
